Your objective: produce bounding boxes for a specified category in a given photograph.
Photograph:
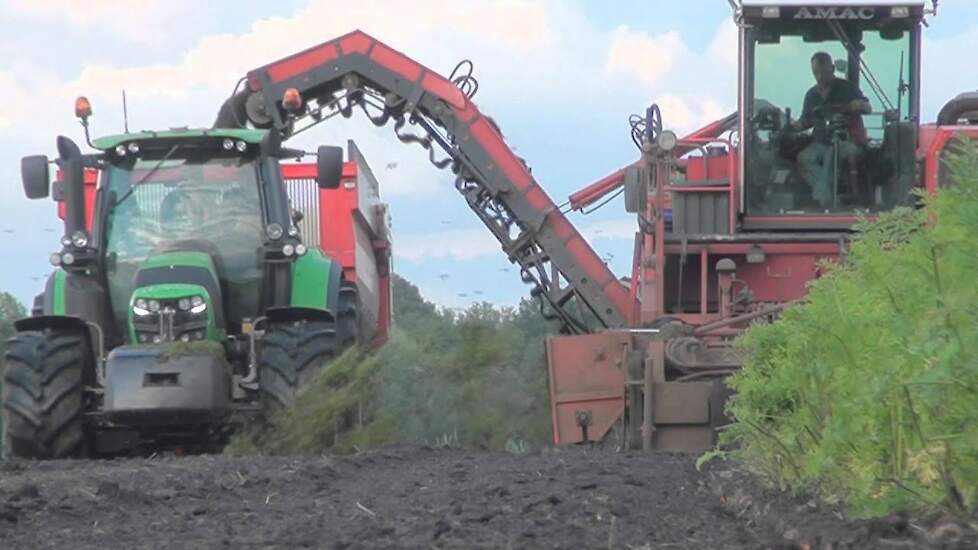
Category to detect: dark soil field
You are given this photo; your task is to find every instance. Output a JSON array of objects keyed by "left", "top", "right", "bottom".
[{"left": 0, "top": 446, "right": 973, "bottom": 549}]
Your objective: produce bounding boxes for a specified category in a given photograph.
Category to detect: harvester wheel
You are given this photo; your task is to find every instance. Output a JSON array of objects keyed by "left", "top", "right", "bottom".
[
  {"left": 2, "top": 330, "right": 91, "bottom": 459},
  {"left": 258, "top": 320, "right": 338, "bottom": 409},
  {"left": 337, "top": 283, "right": 360, "bottom": 348}
]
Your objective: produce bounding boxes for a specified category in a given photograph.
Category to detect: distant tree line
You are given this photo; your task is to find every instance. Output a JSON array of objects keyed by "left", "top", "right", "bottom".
[{"left": 229, "top": 274, "right": 560, "bottom": 454}]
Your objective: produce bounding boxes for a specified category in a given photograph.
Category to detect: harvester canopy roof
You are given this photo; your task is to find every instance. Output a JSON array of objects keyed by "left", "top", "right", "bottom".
[{"left": 93, "top": 128, "right": 267, "bottom": 150}]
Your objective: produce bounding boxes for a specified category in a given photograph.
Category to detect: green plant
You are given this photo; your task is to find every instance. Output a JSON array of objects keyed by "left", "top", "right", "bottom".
[
  {"left": 227, "top": 275, "right": 557, "bottom": 456},
  {"left": 723, "top": 140, "right": 978, "bottom": 519}
]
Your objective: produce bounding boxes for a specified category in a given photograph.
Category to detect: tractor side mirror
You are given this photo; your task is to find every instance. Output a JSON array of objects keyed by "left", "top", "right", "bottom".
[
  {"left": 316, "top": 145, "right": 344, "bottom": 189},
  {"left": 56, "top": 136, "right": 87, "bottom": 238},
  {"left": 623, "top": 165, "right": 646, "bottom": 214},
  {"left": 21, "top": 155, "right": 50, "bottom": 199}
]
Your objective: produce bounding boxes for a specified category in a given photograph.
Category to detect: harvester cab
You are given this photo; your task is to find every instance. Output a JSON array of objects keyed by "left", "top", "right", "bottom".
[
  {"left": 737, "top": 1, "right": 928, "bottom": 226},
  {"left": 6, "top": 100, "right": 392, "bottom": 458}
]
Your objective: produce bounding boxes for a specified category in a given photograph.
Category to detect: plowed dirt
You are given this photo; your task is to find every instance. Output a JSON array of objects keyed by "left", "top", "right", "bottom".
[{"left": 0, "top": 446, "right": 973, "bottom": 549}]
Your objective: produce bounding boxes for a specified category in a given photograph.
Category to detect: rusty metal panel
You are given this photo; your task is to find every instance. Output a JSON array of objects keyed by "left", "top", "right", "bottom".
[
  {"left": 653, "top": 426, "right": 715, "bottom": 451},
  {"left": 652, "top": 382, "right": 713, "bottom": 424},
  {"left": 547, "top": 332, "right": 630, "bottom": 444}
]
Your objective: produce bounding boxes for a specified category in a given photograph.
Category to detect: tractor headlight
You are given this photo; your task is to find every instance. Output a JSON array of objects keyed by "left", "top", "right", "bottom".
[
  {"left": 295, "top": 243, "right": 307, "bottom": 256},
  {"left": 235, "top": 140, "right": 247, "bottom": 152},
  {"left": 49, "top": 253, "right": 62, "bottom": 267},
  {"left": 148, "top": 299, "right": 160, "bottom": 312},
  {"left": 60, "top": 235, "right": 72, "bottom": 247},
  {"left": 178, "top": 298, "right": 191, "bottom": 311},
  {"left": 222, "top": 138, "right": 234, "bottom": 151},
  {"left": 656, "top": 130, "right": 678, "bottom": 152},
  {"left": 133, "top": 298, "right": 152, "bottom": 316},
  {"left": 266, "top": 223, "right": 284, "bottom": 240},
  {"left": 127, "top": 142, "right": 140, "bottom": 154},
  {"left": 282, "top": 244, "right": 295, "bottom": 257},
  {"left": 115, "top": 144, "right": 127, "bottom": 156},
  {"left": 71, "top": 230, "right": 89, "bottom": 248},
  {"left": 189, "top": 295, "right": 206, "bottom": 314},
  {"left": 61, "top": 252, "right": 75, "bottom": 265}
]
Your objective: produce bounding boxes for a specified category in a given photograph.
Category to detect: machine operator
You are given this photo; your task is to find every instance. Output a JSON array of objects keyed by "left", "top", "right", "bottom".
[{"left": 791, "top": 51, "right": 872, "bottom": 209}]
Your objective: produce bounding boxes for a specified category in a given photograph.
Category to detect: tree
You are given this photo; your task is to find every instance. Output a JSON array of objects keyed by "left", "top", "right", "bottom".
[{"left": 0, "top": 292, "right": 26, "bottom": 349}]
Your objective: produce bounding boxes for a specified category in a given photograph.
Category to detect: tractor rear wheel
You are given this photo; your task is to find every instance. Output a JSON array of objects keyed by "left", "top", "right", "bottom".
[
  {"left": 258, "top": 320, "right": 338, "bottom": 409},
  {"left": 337, "top": 282, "right": 360, "bottom": 348},
  {"left": 2, "top": 330, "right": 91, "bottom": 459}
]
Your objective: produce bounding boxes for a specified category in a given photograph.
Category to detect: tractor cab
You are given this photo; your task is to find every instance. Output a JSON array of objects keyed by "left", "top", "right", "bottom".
[
  {"left": 738, "top": 1, "right": 925, "bottom": 228},
  {"left": 96, "top": 130, "right": 286, "bottom": 341},
  {"left": 47, "top": 128, "right": 345, "bottom": 346}
]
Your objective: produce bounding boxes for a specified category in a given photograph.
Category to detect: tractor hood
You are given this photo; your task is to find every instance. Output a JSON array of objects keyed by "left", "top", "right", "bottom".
[{"left": 128, "top": 251, "right": 224, "bottom": 344}]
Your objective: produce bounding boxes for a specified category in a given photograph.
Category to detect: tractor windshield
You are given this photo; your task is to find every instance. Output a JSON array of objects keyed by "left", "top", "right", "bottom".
[
  {"left": 103, "top": 156, "right": 266, "bottom": 327},
  {"left": 745, "top": 16, "right": 918, "bottom": 219}
]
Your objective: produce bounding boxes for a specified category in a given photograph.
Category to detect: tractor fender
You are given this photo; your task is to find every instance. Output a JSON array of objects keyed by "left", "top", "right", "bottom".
[
  {"left": 264, "top": 306, "right": 335, "bottom": 325},
  {"left": 12, "top": 315, "right": 99, "bottom": 386},
  {"left": 14, "top": 314, "right": 90, "bottom": 333},
  {"left": 289, "top": 249, "right": 343, "bottom": 314}
]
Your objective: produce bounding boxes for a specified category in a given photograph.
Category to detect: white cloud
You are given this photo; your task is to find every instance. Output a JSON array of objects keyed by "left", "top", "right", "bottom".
[
  {"left": 394, "top": 215, "right": 639, "bottom": 266},
  {"left": 604, "top": 20, "right": 738, "bottom": 134},
  {"left": 922, "top": 25, "right": 978, "bottom": 119},
  {"left": 394, "top": 228, "right": 500, "bottom": 262},
  {"left": 51, "top": 0, "right": 554, "bottom": 102},
  {"left": 707, "top": 19, "right": 739, "bottom": 66},
  {"left": 6, "top": 0, "right": 178, "bottom": 44},
  {"left": 606, "top": 26, "right": 686, "bottom": 86},
  {"left": 581, "top": 218, "right": 637, "bottom": 241},
  {"left": 7, "top": 0, "right": 164, "bottom": 24},
  {"left": 654, "top": 94, "right": 728, "bottom": 134},
  {"left": 0, "top": 115, "right": 9, "bottom": 128}
]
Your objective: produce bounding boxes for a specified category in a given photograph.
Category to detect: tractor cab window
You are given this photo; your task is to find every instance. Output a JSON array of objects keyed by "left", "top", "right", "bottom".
[
  {"left": 103, "top": 156, "right": 266, "bottom": 328},
  {"left": 745, "top": 16, "right": 918, "bottom": 217}
]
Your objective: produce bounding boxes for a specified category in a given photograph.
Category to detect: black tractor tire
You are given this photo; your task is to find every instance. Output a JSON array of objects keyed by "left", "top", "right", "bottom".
[
  {"left": 337, "top": 282, "right": 360, "bottom": 348},
  {"left": 258, "top": 320, "right": 338, "bottom": 409},
  {"left": 2, "top": 330, "right": 91, "bottom": 459}
]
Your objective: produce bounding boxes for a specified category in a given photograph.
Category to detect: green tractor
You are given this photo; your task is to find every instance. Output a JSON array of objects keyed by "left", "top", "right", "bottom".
[{"left": 3, "top": 113, "right": 367, "bottom": 458}]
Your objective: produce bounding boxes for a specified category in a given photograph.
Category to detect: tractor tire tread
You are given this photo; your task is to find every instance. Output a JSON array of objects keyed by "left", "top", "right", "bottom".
[
  {"left": 259, "top": 320, "right": 338, "bottom": 409},
  {"left": 2, "top": 330, "right": 89, "bottom": 459}
]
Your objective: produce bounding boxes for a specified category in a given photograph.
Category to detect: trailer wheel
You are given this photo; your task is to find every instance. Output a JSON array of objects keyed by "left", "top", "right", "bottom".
[
  {"left": 258, "top": 320, "right": 338, "bottom": 409},
  {"left": 337, "top": 283, "right": 360, "bottom": 348},
  {"left": 2, "top": 330, "right": 91, "bottom": 459}
]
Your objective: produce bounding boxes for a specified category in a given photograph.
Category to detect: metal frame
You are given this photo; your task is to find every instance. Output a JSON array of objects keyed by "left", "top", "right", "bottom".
[{"left": 225, "top": 30, "right": 634, "bottom": 334}]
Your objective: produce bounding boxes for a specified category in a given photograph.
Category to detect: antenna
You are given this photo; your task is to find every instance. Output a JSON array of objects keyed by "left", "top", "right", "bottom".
[{"left": 122, "top": 89, "right": 130, "bottom": 133}]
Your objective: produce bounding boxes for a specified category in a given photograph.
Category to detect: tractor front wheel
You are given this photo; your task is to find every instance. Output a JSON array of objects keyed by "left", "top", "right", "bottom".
[
  {"left": 2, "top": 330, "right": 91, "bottom": 459},
  {"left": 258, "top": 320, "right": 338, "bottom": 409}
]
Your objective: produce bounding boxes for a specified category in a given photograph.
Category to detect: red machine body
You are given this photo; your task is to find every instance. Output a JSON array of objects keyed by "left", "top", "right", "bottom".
[{"left": 547, "top": 2, "right": 978, "bottom": 450}]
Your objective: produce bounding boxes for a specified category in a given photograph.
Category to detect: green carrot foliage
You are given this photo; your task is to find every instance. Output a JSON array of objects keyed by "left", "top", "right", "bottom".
[{"left": 723, "top": 139, "right": 978, "bottom": 518}]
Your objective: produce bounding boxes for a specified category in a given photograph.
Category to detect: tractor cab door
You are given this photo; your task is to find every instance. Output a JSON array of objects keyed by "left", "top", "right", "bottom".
[{"left": 738, "top": 2, "right": 924, "bottom": 229}]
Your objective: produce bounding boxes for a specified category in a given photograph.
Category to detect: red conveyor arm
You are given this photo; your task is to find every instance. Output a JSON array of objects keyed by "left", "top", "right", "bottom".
[
  {"left": 219, "top": 30, "right": 633, "bottom": 332},
  {"left": 566, "top": 113, "right": 738, "bottom": 212}
]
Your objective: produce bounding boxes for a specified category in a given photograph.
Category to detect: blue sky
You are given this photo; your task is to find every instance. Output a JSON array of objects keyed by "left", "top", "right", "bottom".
[{"left": 0, "top": 0, "right": 974, "bottom": 309}]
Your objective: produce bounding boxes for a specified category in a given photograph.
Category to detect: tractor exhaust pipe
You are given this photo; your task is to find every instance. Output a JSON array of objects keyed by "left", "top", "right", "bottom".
[
  {"left": 937, "top": 92, "right": 978, "bottom": 126},
  {"left": 213, "top": 89, "right": 250, "bottom": 129},
  {"left": 57, "top": 136, "right": 87, "bottom": 237}
]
